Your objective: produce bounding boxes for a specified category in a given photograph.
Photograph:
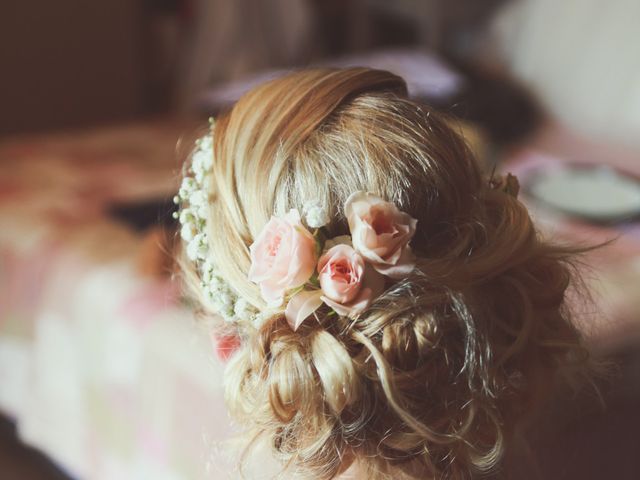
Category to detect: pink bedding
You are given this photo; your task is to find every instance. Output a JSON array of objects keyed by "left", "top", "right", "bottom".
[{"left": 0, "top": 119, "right": 252, "bottom": 479}]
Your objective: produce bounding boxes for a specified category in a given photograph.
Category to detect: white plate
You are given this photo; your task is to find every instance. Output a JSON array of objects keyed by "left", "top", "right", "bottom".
[{"left": 527, "top": 164, "right": 640, "bottom": 222}]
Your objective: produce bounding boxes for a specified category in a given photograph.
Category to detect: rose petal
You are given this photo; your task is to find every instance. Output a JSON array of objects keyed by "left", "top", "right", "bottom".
[
  {"left": 323, "top": 286, "right": 375, "bottom": 317},
  {"left": 260, "top": 283, "right": 285, "bottom": 307},
  {"left": 248, "top": 216, "right": 281, "bottom": 282},
  {"left": 371, "top": 246, "right": 416, "bottom": 278},
  {"left": 350, "top": 263, "right": 386, "bottom": 313},
  {"left": 345, "top": 191, "right": 380, "bottom": 221},
  {"left": 321, "top": 296, "right": 353, "bottom": 316},
  {"left": 285, "top": 289, "right": 324, "bottom": 331}
]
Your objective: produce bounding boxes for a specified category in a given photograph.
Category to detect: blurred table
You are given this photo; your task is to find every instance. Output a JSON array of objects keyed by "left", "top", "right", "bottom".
[{"left": 504, "top": 122, "right": 640, "bottom": 352}]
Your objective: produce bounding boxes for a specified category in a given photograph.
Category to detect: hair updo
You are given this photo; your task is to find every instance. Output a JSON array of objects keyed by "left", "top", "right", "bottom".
[{"left": 182, "top": 68, "right": 590, "bottom": 479}]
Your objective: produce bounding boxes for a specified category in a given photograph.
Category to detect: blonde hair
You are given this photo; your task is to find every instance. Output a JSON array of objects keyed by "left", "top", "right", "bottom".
[{"left": 182, "top": 68, "right": 590, "bottom": 479}]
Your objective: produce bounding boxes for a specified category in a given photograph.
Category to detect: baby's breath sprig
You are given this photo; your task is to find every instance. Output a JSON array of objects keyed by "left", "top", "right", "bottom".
[{"left": 175, "top": 128, "right": 259, "bottom": 324}]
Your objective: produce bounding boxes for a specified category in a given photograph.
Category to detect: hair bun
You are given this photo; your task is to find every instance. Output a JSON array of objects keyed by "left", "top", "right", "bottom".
[{"left": 181, "top": 68, "right": 591, "bottom": 479}]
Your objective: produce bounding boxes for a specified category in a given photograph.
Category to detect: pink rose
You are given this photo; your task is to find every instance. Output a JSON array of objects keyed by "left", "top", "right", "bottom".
[
  {"left": 248, "top": 209, "right": 317, "bottom": 306},
  {"left": 345, "top": 191, "right": 418, "bottom": 278},
  {"left": 318, "top": 244, "right": 385, "bottom": 317},
  {"left": 284, "top": 244, "right": 385, "bottom": 330}
]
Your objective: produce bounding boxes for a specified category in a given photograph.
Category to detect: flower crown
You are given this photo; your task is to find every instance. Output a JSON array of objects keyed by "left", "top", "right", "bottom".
[{"left": 175, "top": 126, "right": 418, "bottom": 330}]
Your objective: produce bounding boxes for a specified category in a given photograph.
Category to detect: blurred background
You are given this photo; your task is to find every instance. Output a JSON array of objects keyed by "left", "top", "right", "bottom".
[{"left": 1, "top": 0, "right": 639, "bottom": 479}]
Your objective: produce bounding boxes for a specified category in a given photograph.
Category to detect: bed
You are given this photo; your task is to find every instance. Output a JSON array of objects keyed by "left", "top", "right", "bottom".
[{"left": 0, "top": 119, "right": 246, "bottom": 479}]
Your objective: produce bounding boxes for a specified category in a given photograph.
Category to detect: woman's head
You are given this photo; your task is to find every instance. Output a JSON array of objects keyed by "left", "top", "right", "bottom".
[{"left": 180, "top": 68, "right": 588, "bottom": 479}]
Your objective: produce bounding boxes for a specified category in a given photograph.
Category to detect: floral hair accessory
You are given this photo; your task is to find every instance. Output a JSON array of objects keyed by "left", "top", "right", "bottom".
[
  {"left": 176, "top": 124, "right": 418, "bottom": 329},
  {"left": 345, "top": 192, "right": 418, "bottom": 278},
  {"left": 248, "top": 209, "right": 318, "bottom": 307},
  {"left": 175, "top": 125, "right": 259, "bottom": 323},
  {"left": 303, "top": 201, "right": 330, "bottom": 228},
  {"left": 248, "top": 191, "right": 418, "bottom": 331}
]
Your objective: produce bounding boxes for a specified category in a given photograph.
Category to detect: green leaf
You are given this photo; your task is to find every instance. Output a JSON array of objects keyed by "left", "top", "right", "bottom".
[{"left": 307, "top": 274, "right": 320, "bottom": 288}]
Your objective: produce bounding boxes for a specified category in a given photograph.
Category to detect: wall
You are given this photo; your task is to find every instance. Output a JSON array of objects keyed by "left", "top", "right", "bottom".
[
  {"left": 0, "top": 0, "right": 146, "bottom": 136},
  {"left": 495, "top": 0, "right": 640, "bottom": 148}
]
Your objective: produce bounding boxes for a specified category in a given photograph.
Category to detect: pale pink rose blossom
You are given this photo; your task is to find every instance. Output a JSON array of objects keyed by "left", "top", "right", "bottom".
[
  {"left": 284, "top": 244, "right": 385, "bottom": 329},
  {"left": 345, "top": 191, "right": 418, "bottom": 278},
  {"left": 248, "top": 209, "right": 317, "bottom": 306},
  {"left": 319, "top": 244, "right": 384, "bottom": 317}
]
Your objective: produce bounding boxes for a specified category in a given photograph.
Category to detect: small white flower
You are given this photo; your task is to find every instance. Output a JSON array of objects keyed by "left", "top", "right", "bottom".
[
  {"left": 179, "top": 208, "right": 193, "bottom": 225},
  {"left": 304, "top": 203, "right": 329, "bottom": 228},
  {"left": 191, "top": 149, "right": 212, "bottom": 183},
  {"left": 199, "top": 173, "right": 211, "bottom": 192},
  {"left": 210, "top": 276, "right": 222, "bottom": 290},
  {"left": 188, "top": 190, "right": 209, "bottom": 219},
  {"left": 186, "top": 241, "right": 198, "bottom": 261},
  {"left": 186, "top": 233, "right": 208, "bottom": 260},
  {"left": 200, "top": 262, "right": 215, "bottom": 283},
  {"left": 179, "top": 177, "right": 197, "bottom": 198},
  {"left": 233, "top": 298, "right": 252, "bottom": 318},
  {"left": 189, "top": 190, "right": 207, "bottom": 209},
  {"left": 198, "top": 134, "right": 213, "bottom": 152},
  {"left": 222, "top": 293, "right": 234, "bottom": 307},
  {"left": 180, "top": 223, "right": 195, "bottom": 242},
  {"left": 198, "top": 205, "right": 209, "bottom": 220}
]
